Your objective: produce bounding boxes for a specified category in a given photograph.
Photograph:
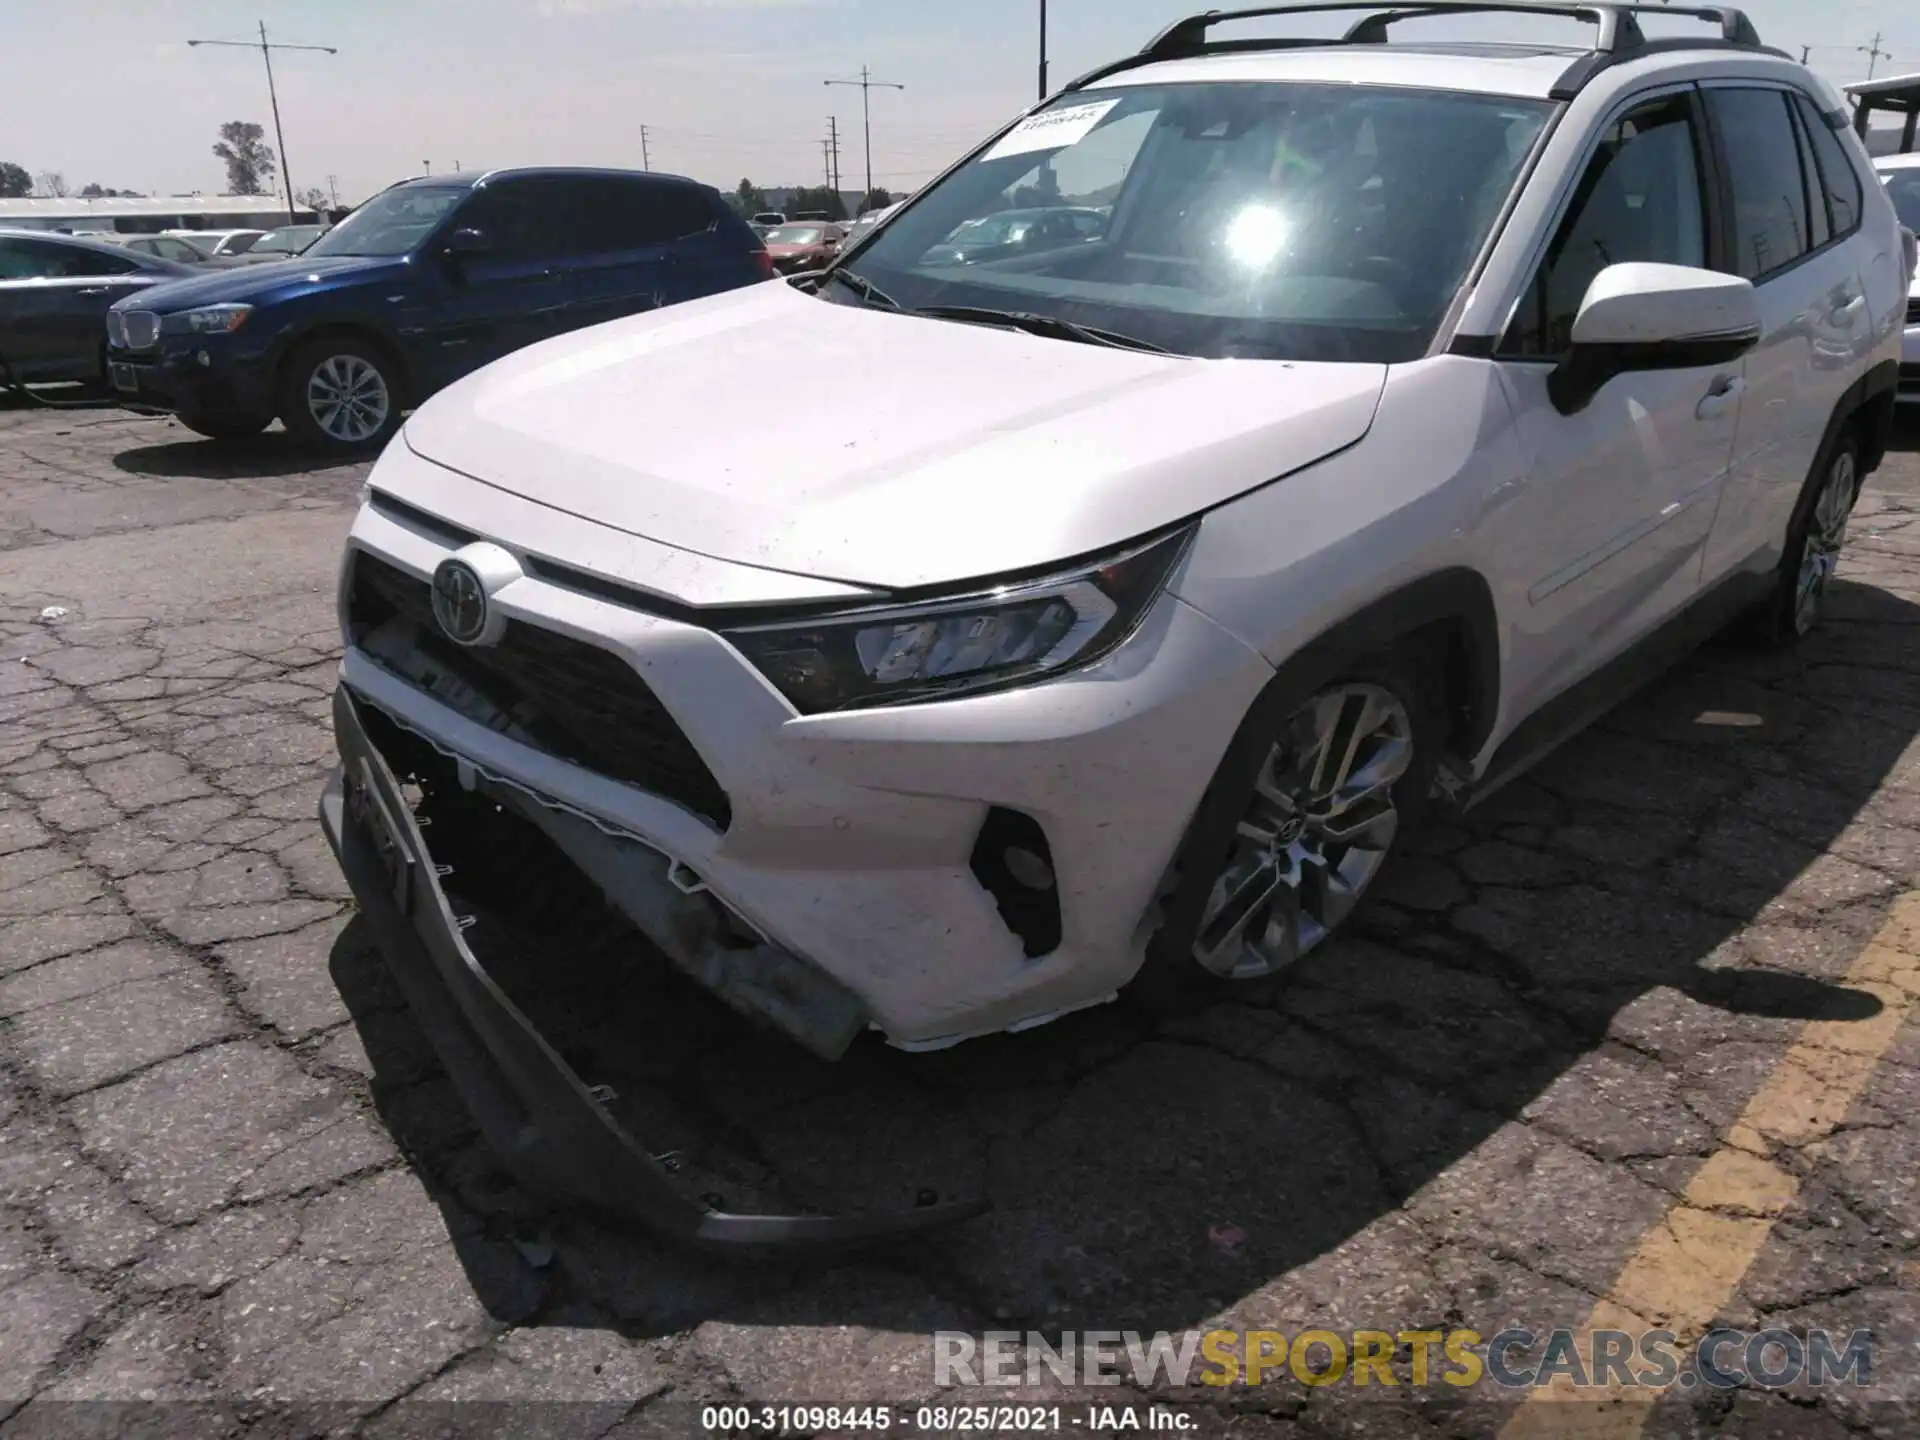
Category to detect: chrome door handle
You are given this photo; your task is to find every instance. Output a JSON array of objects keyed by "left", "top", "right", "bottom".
[
  {"left": 76, "top": 286, "right": 110, "bottom": 296},
  {"left": 1696, "top": 374, "right": 1746, "bottom": 421},
  {"left": 1832, "top": 295, "right": 1867, "bottom": 323}
]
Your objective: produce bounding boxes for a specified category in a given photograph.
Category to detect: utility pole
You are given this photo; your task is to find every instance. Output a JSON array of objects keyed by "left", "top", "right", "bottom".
[
  {"left": 1039, "top": 0, "right": 1049, "bottom": 100},
  {"left": 326, "top": 174, "right": 339, "bottom": 208},
  {"left": 187, "top": 21, "right": 337, "bottom": 226},
  {"left": 640, "top": 125, "right": 651, "bottom": 172},
  {"left": 825, "top": 66, "right": 905, "bottom": 206},
  {"left": 827, "top": 116, "right": 842, "bottom": 200},
  {"left": 1860, "top": 31, "right": 1891, "bottom": 79},
  {"left": 822, "top": 136, "right": 835, "bottom": 190},
  {"left": 1801, "top": 44, "right": 1812, "bottom": 63}
]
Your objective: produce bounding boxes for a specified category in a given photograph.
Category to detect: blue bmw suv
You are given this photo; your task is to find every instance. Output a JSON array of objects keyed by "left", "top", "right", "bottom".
[{"left": 105, "top": 168, "right": 770, "bottom": 451}]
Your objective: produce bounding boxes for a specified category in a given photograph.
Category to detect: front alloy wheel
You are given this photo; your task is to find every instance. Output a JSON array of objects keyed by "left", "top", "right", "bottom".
[
  {"left": 1191, "top": 682, "right": 1413, "bottom": 979},
  {"left": 306, "top": 354, "right": 392, "bottom": 445},
  {"left": 1791, "top": 447, "right": 1856, "bottom": 635},
  {"left": 278, "top": 335, "right": 403, "bottom": 453}
]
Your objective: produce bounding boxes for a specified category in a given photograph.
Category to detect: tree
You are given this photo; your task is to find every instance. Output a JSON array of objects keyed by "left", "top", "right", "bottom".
[
  {"left": 783, "top": 185, "right": 846, "bottom": 220},
  {"left": 77, "top": 182, "right": 137, "bottom": 198},
  {"left": 296, "top": 186, "right": 330, "bottom": 211},
  {"left": 212, "top": 121, "right": 277, "bottom": 196},
  {"left": 34, "top": 171, "right": 68, "bottom": 198},
  {"left": 0, "top": 162, "right": 31, "bottom": 197},
  {"left": 861, "top": 187, "right": 893, "bottom": 214},
  {"left": 734, "top": 178, "right": 769, "bottom": 215}
]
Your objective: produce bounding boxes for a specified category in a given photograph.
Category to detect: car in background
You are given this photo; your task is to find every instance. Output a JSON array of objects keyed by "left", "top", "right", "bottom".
[
  {"left": 0, "top": 228, "right": 194, "bottom": 386},
  {"left": 165, "top": 228, "right": 269, "bottom": 257},
  {"left": 115, "top": 234, "right": 235, "bottom": 266},
  {"left": 1875, "top": 153, "right": 1920, "bottom": 402},
  {"left": 751, "top": 211, "right": 787, "bottom": 228},
  {"left": 841, "top": 200, "right": 904, "bottom": 249},
  {"left": 105, "top": 167, "right": 771, "bottom": 450},
  {"left": 233, "top": 224, "right": 328, "bottom": 263},
  {"left": 760, "top": 221, "right": 846, "bottom": 274},
  {"left": 920, "top": 205, "right": 1109, "bottom": 266}
]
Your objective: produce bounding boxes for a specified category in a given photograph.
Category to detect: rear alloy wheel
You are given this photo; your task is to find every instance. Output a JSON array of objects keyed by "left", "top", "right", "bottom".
[
  {"left": 279, "top": 337, "right": 401, "bottom": 452},
  {"left": 1190, "top": 682, "right": 1414, "bottom": 978},
  {"left": 1789, "top": 446, "right": 1856, "bottom": 636},
  {"left": 1758, "top": 435, "right": 1858, "bottom": 645}
]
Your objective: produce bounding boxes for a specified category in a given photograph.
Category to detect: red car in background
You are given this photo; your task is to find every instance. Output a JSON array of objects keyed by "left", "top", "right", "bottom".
[{"left": 761, "top": 222, "right": 846, "bottom": 275}]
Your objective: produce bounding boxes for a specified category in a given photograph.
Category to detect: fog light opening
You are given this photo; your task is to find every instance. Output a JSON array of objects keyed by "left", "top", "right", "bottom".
[{"left": 970, "top": 807, "right": 1063, "bottom": 959}]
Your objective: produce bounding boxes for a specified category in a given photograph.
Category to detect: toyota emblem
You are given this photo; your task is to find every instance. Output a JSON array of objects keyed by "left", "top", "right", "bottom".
[{"left": 431, "top": 559, "right": 489, "bottom": 646}]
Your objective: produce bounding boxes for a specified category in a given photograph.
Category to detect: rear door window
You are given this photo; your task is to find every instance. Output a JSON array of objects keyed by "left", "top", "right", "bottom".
[
  {"left": 569, "top": 178, "right": 718, "bottom": 253},
  {"left": 0, "top": 239, "right": 138, "bottom": 279},
  {"left": 1705, "top": 88, "right": 1815, "bottom": 280}
]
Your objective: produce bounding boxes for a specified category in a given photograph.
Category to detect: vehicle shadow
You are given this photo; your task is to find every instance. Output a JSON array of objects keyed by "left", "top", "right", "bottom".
[
  {"left": 111, "top": 426, "right": 369, "bottom": 479},
  {"left": 327, "top": 572, "right": 1920, "bottom": 1349}
]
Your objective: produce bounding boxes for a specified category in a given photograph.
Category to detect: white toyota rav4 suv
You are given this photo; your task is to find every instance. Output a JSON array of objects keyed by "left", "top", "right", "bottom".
[{"left": 321, "top": 2, "right": 1912, "bottom": 1238}]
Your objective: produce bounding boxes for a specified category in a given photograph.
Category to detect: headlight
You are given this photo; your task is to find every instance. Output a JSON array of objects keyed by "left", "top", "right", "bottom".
[
  {"left": 723, "top": 525, "right": 1194, "bottom": 714},
  {"left": 161, "top": 304, "right": 252, "bottom": 335}
]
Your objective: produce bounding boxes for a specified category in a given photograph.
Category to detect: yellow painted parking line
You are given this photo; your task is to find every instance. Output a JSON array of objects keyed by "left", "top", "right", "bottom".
[{"left": 1499, "top": 893, "right": 1920, "bottom": 1439}]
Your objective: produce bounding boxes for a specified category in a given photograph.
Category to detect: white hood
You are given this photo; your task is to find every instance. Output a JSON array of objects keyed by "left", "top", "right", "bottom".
[{"left": 402, "top": 280, "right": 1387, "bottom": 591}]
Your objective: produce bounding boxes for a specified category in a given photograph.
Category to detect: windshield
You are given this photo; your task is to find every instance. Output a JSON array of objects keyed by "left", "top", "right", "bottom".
[
  {"left": 765, "top": 225, "right": 826, "bottom": 246},
  {"left": 840, "top": 81, "right": 1551, "bottom": 362},
  {"left": 305, "top": 187, "right": 466, "bottom": 258},
  {"left": 252, "top": 226, "right": 323, "bottom": 254},
  {"left": 1883, "top": 168, "right": 1920, "bottom": 233}
]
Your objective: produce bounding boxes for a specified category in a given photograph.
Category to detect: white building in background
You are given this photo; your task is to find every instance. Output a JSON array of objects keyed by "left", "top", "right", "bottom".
[{"left": 0, "top": 194, "right": 324, "bottom": 235}]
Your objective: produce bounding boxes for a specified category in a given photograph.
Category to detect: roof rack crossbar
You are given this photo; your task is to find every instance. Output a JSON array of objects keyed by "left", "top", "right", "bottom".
[{"left": 1140, "top": 2, "right": 1762, "bottom": 63}]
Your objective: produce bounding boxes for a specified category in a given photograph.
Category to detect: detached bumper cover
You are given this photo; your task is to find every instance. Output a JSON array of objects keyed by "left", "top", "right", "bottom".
[{"left": 319, "top": 684, "right": 988, "bottom": 1249}]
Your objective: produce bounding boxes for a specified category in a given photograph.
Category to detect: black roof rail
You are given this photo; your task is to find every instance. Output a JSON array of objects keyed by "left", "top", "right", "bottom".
[
  {"left": 1138, "top": 2, "right": 1762, "bottom": 61},
  {"left": 1062, "top": 2, "right": 1774, "bottom": 98}
]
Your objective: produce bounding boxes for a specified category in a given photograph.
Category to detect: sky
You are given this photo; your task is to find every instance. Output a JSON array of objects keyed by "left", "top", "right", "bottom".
[{"left": 4, "top": 0, "right": 1919, "bottom": 206}]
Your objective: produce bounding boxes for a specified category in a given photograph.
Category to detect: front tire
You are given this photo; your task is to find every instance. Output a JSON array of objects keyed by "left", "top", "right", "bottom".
[
  {"left": 1759, "top": 432, "right": 1859, "bottom": 644},
  {"left": 1132, "top": 649, "right": 1440, "bottom": 1007},
  {"left": 277, "top": 336, "right": 402, "bottom": 452}
]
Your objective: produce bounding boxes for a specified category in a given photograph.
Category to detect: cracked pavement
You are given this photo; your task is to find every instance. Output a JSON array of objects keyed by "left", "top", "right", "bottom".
[{"left": 3, "top": 400, "right": 1920, "bottom": 1438}]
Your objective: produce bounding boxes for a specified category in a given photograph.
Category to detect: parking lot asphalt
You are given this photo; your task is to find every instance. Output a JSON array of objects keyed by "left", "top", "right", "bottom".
[{"left": 3, "top": 399, "right": 1920, "bottom": 1438}]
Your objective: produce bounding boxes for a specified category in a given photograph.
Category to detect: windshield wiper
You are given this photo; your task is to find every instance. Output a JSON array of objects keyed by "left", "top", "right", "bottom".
[
  {"left": 823, "top": 268, "right": 900, "bottom": 310},
  {"left": 910, "top": 304, "right": 1170, "bottom": 354}
]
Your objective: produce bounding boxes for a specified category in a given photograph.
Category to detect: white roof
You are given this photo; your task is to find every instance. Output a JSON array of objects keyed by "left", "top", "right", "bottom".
[
  {"left": 1875, "top": 152, "right": 1920, "bottom": 172},
  {"left": 1088, "top": 45, "right": 1587, "bottom": 100},
  {"left": 0, "top": 195, "right": 314, "bottom": 221},
  {"left": 1847, "top": 71, "right": 1920, "bottom": 99}
]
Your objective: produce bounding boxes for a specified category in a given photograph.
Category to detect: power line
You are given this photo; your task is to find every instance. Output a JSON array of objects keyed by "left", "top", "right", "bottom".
[
  {"left": 1861, "top": 31, "right": 1891, "bottom": 79},
  {"left": 186, "top": 19, "right": 337, "bottom": 226},
  {"left": 825, "top": 65, "right": 906, "bottom": 202}
]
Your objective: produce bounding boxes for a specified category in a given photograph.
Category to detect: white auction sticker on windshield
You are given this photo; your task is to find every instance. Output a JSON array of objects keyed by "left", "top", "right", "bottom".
[{"left": 983, "top": 99, "right": 1121, "bottom": 161}]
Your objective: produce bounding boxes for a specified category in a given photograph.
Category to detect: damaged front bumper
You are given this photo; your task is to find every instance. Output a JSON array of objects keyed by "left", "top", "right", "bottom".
[{"left": 318, "top": 683, "right": 989, "bottom": 1249}]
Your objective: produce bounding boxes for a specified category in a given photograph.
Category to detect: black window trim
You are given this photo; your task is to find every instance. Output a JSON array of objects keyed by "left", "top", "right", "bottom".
[
  {"left": 1696, "top": 78, "right": 1862, "bottom": 288},
  {"left": 1790, "top": 88, "right": 1866, "bottom": 247},
  {"left": 1491, "top": 83, "right": 1721, "bottom": 362}
]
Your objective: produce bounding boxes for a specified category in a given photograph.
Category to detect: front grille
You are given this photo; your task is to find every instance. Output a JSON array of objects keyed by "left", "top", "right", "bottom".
[
  {"left": 120, "top": 311, "right": 159, "bottom": 350},
  {"left": 1901, "top": 361, "right": 1920, "bottom": 392},
  {"left": 348, "top": 551, "right": 732, "bottom": 830},
  {"left": 1908, "top": 297, "right": 1920, "bottom": 327},
  {"left": 105, "top": 311, "right": 125, "bottom": 348}
]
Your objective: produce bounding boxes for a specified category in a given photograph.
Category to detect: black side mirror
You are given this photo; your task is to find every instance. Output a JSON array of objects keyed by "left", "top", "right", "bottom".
[{"left": 442, "top": 227, "right": 490, "bottom": 258}]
